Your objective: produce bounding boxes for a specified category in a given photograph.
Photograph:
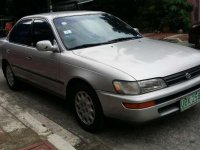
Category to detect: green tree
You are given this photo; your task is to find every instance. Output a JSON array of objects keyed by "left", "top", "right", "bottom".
[
  {"left": 161, "top": 0, "right": 193, "bottom": 31},
  {"left": 92, "top": 0, "right": 193, "bottom": 32}
]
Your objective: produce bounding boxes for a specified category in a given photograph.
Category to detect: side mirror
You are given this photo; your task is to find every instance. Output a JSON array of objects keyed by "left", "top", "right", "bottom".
[{"left": 36, "top": 40, "right": 58, "bottom": 52}]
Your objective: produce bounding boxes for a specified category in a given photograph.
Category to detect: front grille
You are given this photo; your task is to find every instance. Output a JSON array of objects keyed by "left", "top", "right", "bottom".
[
  {"left": 156, "top": 83, "right": 200, "bottom": 104},
  {"left": 164, "top": 65, "right": 200, "bottom": 86}
]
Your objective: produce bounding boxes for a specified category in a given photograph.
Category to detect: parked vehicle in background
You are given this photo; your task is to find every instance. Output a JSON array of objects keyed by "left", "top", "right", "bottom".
[
  {"left": 189, "top": 24, "right": 200, "bottom": 48},
  {"left": 0, "top": 17, "right": 14, "bottom": 38},
  {"left": 4, "top": 21, "right": 15, "bottom": 35},
  {"left": 1, "top": 11, "right": 200, "bottom": 132}
]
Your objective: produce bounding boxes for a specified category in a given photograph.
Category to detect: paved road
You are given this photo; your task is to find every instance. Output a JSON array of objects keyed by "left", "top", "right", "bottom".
[{"left": 1, "top": 46, "right": 200, "bottom": 150}]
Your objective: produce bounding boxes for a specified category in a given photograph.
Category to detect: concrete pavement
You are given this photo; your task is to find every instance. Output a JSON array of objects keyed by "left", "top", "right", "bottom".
[
  {"left": 144, "top": 33, "right": 194, "bottom": 47},
  {"left": 0, "top": 70, "right": 112, "bottom": 150},
  {"left": 0, "top": 94, "right": 77, "bottom": 150},
  {"left": 143, "top": 33, "right": 188, "bottom": 43}
]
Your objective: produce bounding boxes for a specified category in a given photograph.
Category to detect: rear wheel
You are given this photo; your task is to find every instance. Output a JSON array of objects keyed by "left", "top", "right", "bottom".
[
  {"left": 5, "top": 64, "right": 19, "bottom": 90},
  {"left": 71, "top": 82, "right": 104, "bottom": 132}
]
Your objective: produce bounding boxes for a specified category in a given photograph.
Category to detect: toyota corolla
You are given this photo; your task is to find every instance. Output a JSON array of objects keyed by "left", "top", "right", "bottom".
[{"left": 0, "top": 11, "right": 200, "bottom": 132}]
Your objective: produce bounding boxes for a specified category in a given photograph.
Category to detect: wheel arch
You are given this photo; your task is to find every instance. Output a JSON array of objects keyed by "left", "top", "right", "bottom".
[
  {"left": 66, "top": 77, "right": 96, "bottom": 100},
  {"left": 65, "top": 77, "right": 104, "bottom": 113}
]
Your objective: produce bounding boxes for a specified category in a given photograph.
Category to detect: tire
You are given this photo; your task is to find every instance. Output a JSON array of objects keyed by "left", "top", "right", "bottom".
[
  {"left": 5, "top": 64, "right": 19, "bottom": 90},
  {"left": 71, "top": 82, "right": 104, "bottom": 132},
  {"left": 195, "top": 36, "right": 200, "bottom": 49}
]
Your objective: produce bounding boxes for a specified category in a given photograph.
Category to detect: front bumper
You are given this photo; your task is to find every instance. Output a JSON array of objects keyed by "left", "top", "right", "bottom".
[{"left": 97, "top": 75, "right": 200, "bottom": 122}]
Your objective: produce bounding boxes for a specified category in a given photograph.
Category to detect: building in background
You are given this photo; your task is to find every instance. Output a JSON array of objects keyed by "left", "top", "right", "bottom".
[
  {"left": 0, "top": 0, "right": 93, "bottom": 18},
  {"left": 52, "top": 0, "right": 93, "bottom": 12}
]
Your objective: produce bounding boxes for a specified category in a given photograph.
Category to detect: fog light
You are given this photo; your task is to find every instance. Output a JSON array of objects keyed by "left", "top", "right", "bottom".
[{"left": 122, "top": 101, "right": 156, "bottom": 109}]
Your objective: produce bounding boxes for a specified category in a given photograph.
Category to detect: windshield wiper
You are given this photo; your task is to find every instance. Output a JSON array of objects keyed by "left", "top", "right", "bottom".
[
  {"left": 70, "top": 36, "right": 142, "bottom": 50},
  {"left": 69, "top": 43, "right": 107, "bottom": 50},
  {"left": 107, "top": 36, "right": 141, "bottom": 44}
]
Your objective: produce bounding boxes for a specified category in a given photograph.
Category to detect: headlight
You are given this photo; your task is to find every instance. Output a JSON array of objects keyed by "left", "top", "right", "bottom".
[
  {"left": 138, "top": 78, "right": 167, "bottom": 94},
  {"left": 113, "top": 79, "right": 167, "bottom": 95},
  {"left": 113, "top": 81, "right": 140, "bottom": 95}
]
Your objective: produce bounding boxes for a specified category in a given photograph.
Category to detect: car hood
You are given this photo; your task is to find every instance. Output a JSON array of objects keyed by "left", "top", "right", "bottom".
[{"left": 73, "top": 38, "right": 200, "bottom": 80}]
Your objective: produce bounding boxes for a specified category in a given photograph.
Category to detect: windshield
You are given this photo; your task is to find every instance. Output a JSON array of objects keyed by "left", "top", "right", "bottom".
[{"left": 53, "top": 13, "right": 142, "bottom": 50}]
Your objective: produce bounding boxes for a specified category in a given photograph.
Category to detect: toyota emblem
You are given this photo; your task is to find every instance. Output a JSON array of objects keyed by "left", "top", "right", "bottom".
[{"left": 185, "top": 73, "right": 191, "bottom": 79}]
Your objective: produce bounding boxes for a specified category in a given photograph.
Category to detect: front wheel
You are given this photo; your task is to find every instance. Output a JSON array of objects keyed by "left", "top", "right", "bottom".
[
  {"left": 72, "top": 83, "right": 104, "bottom": 132},
  {"left": 5, "top": 64, "right": 19, "bottom": 90}
]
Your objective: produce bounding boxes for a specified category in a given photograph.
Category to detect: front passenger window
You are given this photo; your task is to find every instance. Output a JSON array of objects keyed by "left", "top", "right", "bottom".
[{"left": 32, "top": 19, "right": 55, "bottom": 47}]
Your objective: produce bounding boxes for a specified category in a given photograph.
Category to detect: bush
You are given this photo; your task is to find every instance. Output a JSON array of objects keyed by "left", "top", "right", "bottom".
[
  {"left": 160, "top": 0, "right": 193, "bottom": 32},
  {"left": 91, "top": 0, "right": 193, "bottom": 32}
]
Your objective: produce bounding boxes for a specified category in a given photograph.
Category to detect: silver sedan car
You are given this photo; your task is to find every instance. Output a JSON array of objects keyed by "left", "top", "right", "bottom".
[{"left": 1, "top": 11, "right": 200, "bottom": 132}]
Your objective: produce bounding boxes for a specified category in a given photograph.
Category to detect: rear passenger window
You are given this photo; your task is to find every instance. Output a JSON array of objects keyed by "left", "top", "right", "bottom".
[
  {"left": 32, "top": 19, "right": 55, "bottom": 47},
  {"left": 9, "top": 19, "right": 32, "bottom": 46}
]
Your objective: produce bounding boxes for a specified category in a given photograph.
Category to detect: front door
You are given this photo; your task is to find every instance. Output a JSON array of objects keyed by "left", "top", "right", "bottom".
[{"left": 25, "top": 19, "right": 64, "bottom": 95}]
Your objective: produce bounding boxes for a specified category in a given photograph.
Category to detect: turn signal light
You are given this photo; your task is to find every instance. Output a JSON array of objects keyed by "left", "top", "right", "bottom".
[{"left": 122, "top": 101, "right": 156, "bottom": 109}]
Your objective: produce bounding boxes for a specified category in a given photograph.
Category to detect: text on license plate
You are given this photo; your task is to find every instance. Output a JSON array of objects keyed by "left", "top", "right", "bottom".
[{"left": 180, "top": 91, "right": 200, "bottom": 112}]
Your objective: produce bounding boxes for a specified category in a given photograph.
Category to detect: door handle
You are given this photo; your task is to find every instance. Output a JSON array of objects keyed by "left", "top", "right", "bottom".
[{"left": 26, "top": 56, "right": 32, "bottom": 60}]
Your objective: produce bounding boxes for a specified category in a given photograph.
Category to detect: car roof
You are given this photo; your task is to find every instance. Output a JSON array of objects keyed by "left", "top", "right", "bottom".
[{"left": 22, "top": 11, "right": 103, "bottom": 20}]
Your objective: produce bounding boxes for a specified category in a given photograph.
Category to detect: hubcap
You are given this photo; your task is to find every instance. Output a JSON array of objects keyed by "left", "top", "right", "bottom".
[
  {"left": 75, "top": 91, "right": 95, "bottom": 125},
  {"left": 6, "top": 66, "right": 14, "bottom": 87}
]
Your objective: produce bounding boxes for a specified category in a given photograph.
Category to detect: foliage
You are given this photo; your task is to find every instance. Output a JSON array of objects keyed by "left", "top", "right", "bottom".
[
  {"left": 92, "top": 0, "right": 193, "bottom": 32},
  {"left": 161, "top": 0, "right": 193, "bottom": 31}
]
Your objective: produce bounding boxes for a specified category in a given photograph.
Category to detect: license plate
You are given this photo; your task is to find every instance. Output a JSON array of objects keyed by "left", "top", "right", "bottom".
[{"left": 180, "top": 91, "right": 200, "bottom": 112}]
